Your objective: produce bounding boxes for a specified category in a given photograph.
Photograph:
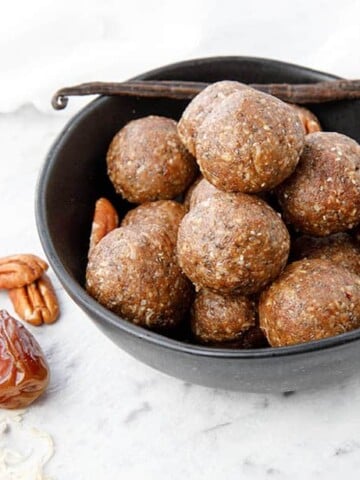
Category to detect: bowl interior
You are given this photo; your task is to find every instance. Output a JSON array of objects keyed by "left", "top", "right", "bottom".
[{"left": 37, "top": 56, "right": 360, "bottom": 353}]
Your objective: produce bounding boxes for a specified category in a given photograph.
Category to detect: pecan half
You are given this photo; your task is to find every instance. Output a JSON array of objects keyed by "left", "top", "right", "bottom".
[
  {"left": 88, "top": 197, "right": 119, "bottom": 258},
  {"left": 0, "top": 254, "right": 48, "bottom": 289},
  {"left": 9, "top": 274, "right": 59, "bottom": 326},
  {"left": 290, "top": 104, "right": 322, "bottom": 134}
]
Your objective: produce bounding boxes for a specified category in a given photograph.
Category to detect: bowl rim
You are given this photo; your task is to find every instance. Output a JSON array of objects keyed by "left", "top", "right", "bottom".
[{"left": 36, "top": 55, "right": 360, "bottom": 359}]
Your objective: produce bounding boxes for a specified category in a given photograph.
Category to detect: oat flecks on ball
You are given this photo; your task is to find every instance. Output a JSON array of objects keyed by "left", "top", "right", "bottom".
[
  {"left": 122, "top": 200, "right": 186, "bottom": 243},
  {"left": 289, "top": 104, "right": 322, "bottom": 134},
  {"left": 107, "top": 115, "right": 198, "bottom": 203},
  {"left": 177, "top": 192, "right": 290, "bottom": 294},
  {"left": 178, "top": 81, "right": 249, "bottom": 156},
  {"left": 293, "top": 233, "right": 360, "bottom": 276},
  {"left": 191, "top": 289, "right": 256, "bottom": 346},
  {"left": 186, "top": 177, "right": 220, "bottom": 210},
  {"left": 259, "top": 259, "right": 360, "bottom": 347},
  {"left": 183, "top": 175, "right": 202, "bottom": 211},
  {"left": 195, "top": 89, "right": 305, "bottom": 193},
  {"left": 277, "top": 132, "right": 360, "bottom": 236},
  {"left": 86, "top": 225, "right": 193, "bottom": 329}
]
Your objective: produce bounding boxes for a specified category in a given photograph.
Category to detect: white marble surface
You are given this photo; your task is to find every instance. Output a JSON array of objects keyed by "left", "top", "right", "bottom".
[{"left": 2, "top": 1, "right": 360, "bottom": 478}]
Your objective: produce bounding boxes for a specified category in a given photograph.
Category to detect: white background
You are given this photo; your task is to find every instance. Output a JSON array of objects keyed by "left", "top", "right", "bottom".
[
  {"left": 1, "top": 0, "right": 360, "bottom": 113},
  {"left": 1, "top": 1, "right": 360, "bottom": 479}
]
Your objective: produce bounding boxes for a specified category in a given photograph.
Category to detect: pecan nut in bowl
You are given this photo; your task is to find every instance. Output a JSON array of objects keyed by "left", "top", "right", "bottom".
[
  {"left": 9, "top": 274, "right": 59, "bottom": 326},
  {"left": 0, "top": 310, "right": 49, "bottom": 409},
  {"left": 0, "top": 254, "right": 48, "bottom": 289},
  {"left": 88, "top": 197, "right": 119, "bottom": 258},
  {"left": 289, "top": 104, "right": 322, "bottom": 134}
]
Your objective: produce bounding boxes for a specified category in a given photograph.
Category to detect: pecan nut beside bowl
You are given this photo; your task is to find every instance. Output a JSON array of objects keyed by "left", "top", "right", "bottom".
[
  {"left": 9, "top": 275, "right": 59, "bottom": 326},
  {"left": 0, "top": 254, "right": 48, "bottom": 289}
]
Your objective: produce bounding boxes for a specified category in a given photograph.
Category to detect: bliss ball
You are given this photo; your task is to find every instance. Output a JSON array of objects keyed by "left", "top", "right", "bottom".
[
  {"left": 191, "top": 289, "right": 256, "bottom": 346},
  {"left": 183, "top": 175, "right": 203, "bottom": 211},
  {"left": 107, "top": 116, "right": 197, "bottom": 203},
  {"left": 195, "top": 89, "right": 304, "bottom": 193},
  {"left": 293, "top": 233, "right": 360, "bottom": 276},
  {"left": 259, "top": 259, "right": 360, "bottom": 347},
  {"left": 86, "top": 225, "right": 193, "bottom": 329},
  {"left": 122, "top": 200, "right": 186, "bottom": 244},
  {"left": 185, "top": 177, "right": 219, "bottom": 210},
  {"left": 178, "top": 81, "right": 248, "bottom": 156},
  {"left": 277, "top": 132, "right": 360, "bottom": 236},
  {"left": 177, "top": 192, "right": 290, "bottom": 294}
]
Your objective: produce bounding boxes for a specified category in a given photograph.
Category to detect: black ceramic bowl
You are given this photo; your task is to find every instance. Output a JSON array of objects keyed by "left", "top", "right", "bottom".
[{"left": 36, "top": 57, "right": 360, "bottom": 393}]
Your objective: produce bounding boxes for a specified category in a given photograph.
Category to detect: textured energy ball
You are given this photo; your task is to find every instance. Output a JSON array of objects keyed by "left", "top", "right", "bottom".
[
  {"left": 259, "top": 259, "right": 360, "bottom": 347},
  {"left": 178, "top": 81, "right": 248, "bottom": 156},
  {"left": 185, "top": 177, "right": 219, "bottom": 210},
  {"left": 293, "top": 233, "right": 360, "bottom": 276},
  {"left": 86, "top": 226, "right": 193, "bottom": 329},
  {"left": 196, "top": 89, "right": 304, "bottom": 193},
  {"left": 107, "top": 116, "right": 197, "bottom": 203},
  {"left": 191, "top": 289, "right": 256, "bottom": 346},
  {"left": 177, "top": 192, "right": 290, "bottom": 294},
  {"left": 122, "top": 200, "right": 186, "bottom": 243},
  {"left": 183, "top": 175, "right": 202, "bottom": 210},
  {"left": 277, "top": 132, "right": 360, "bottom": 236},
  {"left": 289, "top": 104, "right": 322, "bottom": 134}
]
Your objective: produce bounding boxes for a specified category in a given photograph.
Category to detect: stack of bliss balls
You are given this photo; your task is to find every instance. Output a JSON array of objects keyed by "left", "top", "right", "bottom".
[{"left": 86, "top": 81, "right": 360, "bottom": 348}]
